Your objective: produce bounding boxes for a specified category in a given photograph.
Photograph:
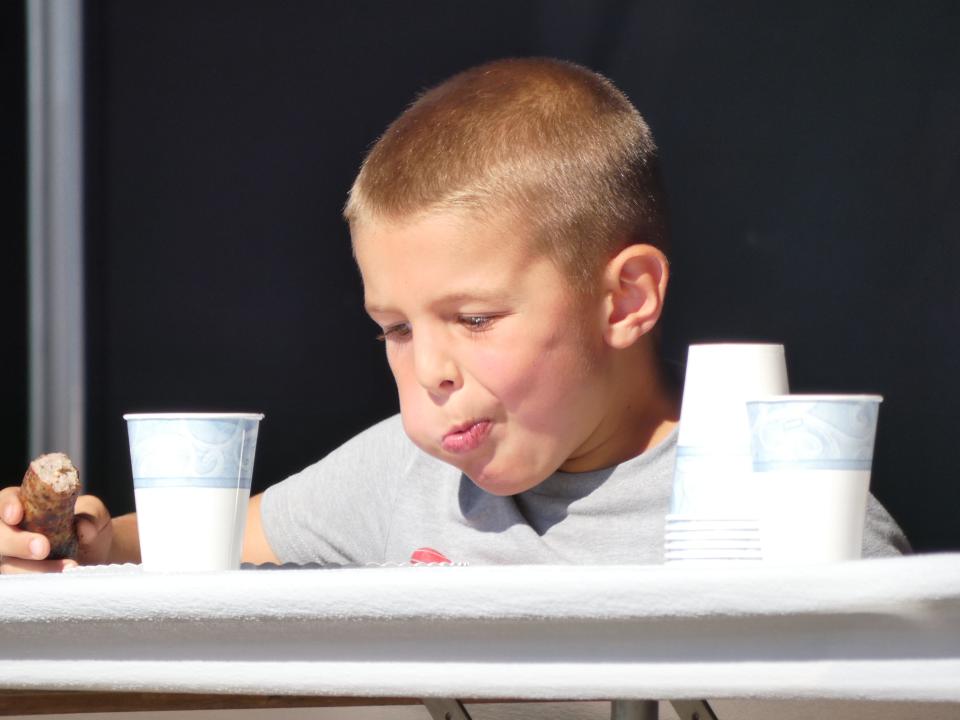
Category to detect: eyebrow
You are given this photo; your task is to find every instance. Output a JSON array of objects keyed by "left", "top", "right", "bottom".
[
  {"left": 364, "top": 289, "right": 512, "bottom": 315},
  {"left": 363, "top": 303, "right": 392, "bottom": 315}
]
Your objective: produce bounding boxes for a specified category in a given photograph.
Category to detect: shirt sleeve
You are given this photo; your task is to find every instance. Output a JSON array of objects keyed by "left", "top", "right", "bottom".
[
  {"left": 259, "top": 414, "right": 415, "bottom": 564},
  {"left": 862, "top": 493, "right": 912, "bottom": 557}
]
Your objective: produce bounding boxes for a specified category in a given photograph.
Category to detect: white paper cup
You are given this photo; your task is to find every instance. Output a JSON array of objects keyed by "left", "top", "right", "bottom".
[
  {"left": 665, "top": 548, "right": 764, "bottom": 559},
  {"left": 665, "top": 540, "right": 762, "bottom": 550},
  {"left": 666, "top": 560, "right": 763, "bottom": 567},
  {"left": 669, "top": 450, "right": 757, "bottom": 516},
  {"left": 669, "top": 343, "right": 789, "bottom": 518},
  {"left": 665, "top": 531, "right": 761, "bottom": 542},
  {"left": 665, "top": 516, "right": 759, "bottom": 526},
  {"left": 124, "top": 412, "right": 264, "bottom": 572},
  {"left": 677, "top": 344, "right": 789, "bottom": 451},
  {"left": 746, "top": 395, "right": 881, "bottom": 564}
]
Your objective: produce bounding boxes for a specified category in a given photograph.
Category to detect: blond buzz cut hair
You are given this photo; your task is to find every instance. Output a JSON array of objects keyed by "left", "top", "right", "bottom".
[{"left": 344, "top": 57, "right": 669, "bottom": 291}]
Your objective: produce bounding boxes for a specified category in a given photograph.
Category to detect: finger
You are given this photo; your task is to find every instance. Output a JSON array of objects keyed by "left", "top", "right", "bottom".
[
  {"left": 74, "top": 497, "right": 114, "bottom": 566},
  {"left": 0, "top": 491, "right": 49, "bottom": 561},
  {"left": 76, "top": 522, "right": 115, "bottom": 566},
  {"left": 75, "top": 516, "right": 102, "bottom": 547},
  {"left": 0, "top": 524, "right": 50, "bottom": 561},
  {"left": 74, "top": 495, "right": 111, "bottom": 531},
  {"left": 0, "top": 486, "right": 23, "bottom": 526},
  {"left": 0, "top": 556, "right": 77, "bottom": 575}
]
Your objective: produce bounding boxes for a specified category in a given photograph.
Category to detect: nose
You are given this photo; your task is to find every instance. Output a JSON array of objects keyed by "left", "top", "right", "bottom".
[{"left": 412, "top": 328, "right": 462, "bottom": 395}]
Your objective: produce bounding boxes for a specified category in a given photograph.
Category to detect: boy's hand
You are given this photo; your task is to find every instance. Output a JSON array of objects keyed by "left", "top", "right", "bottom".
[{"left": 0, "top": 487, "right": 114, "bottom": 574}]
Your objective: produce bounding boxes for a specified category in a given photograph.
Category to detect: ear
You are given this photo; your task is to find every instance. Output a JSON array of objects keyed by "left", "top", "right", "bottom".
[{"left": 600, "top": 244, "right": 669, "bottom": 349}]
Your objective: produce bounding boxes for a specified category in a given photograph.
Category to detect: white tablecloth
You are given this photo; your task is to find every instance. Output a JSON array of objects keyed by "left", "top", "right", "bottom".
[{"left": 2, "top": 553, "right": 959, "bottom": 703}]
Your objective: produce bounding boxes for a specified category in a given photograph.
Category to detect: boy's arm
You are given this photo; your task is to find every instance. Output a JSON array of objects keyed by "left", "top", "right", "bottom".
[
  {"left": 101, "top": 511, "right": 139, "bottom": 564},
  {"left": 242, "top": 493, "right": 281, "bottom": 564}
]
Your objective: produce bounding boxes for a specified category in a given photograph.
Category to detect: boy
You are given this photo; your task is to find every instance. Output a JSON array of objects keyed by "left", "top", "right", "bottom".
[{"left": 0, "top": 58, "right": 908, "bottom": 572}]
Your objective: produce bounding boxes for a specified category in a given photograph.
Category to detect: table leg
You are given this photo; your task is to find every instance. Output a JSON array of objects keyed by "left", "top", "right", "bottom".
[
  {"left": 670, "top": 700, "right": 720, "bottom": 720},
  {"left": 422, "top": 698, "right": 474, "bottom": 720},
  {"left": 611, "top": 699, "right": 658, "bottom": 720}
]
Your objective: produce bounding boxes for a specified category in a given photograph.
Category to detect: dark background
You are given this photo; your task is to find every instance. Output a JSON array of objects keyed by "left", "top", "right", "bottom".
[
  {"left": 4, "top": 1, "right": 958, "bottom": 551},
  {"left": 2, "top": 1, "right": 28, "bottom": 494}
]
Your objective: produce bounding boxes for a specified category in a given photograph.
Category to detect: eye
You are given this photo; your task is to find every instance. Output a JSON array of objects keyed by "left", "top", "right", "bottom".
[
  {"left": 459, "top": 315, "right": 499, "bottom": 332},
  {"left": 376, "top": 323, "right": 411, "bottom": 341}
]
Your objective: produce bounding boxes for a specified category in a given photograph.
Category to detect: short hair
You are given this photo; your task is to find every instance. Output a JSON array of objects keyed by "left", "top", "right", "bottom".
[{"left": 344, "top": 57, "right": 669, "bottom": 290}]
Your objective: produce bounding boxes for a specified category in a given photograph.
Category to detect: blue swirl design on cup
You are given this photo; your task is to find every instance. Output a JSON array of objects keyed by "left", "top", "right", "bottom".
[
  {"left": 126, "top": 416, "right": 261, "bottom": 489},
  {"left": 746, "top": 397, "right": 881, "bottom": 472}
]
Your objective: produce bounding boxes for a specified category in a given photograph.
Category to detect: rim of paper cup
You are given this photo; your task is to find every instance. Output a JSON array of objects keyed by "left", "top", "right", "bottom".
[
  {"left": 665, "top": 543, "right": 763, "bottom": 550},
  {"left": 123, "top": 412, "right": 265, "bottom": 421},
  {"left": 665, "top": 553, "right": 764, "bottom": 559},
  {"left": 666, "top": 530, "right": 761, "bottom": 536},
  {"left": 665, "top": 520, "right": 760, "bottom": 524},
  {"left": 665, "top": 527, "right": 761, "bottom": 532},
  {"left": 665, "top": 554, "right": 764, "bottom": 559},
  {"left": 664, "top": 551, "right": 765, "bottom": 555},
  {"left": 665, "top": 525, "right": 761, "bottom": 533},
  {"left": 666, "top": 515, "right": 760, "bottom": 522},
  {"left": 745, "top": 394, "right": 882, "bottom": 404},
  {"left": 666, "top": 536, "right": 762, "bottom": 541},
  {"left": 665, "top": 557, "right": 764, "bottom": 563},
  {"left": 665, "top": 559, "right": 764, "bottom": 564},
  {"left": 668, "top": 555, "right": 764, "bottom": 559},
  {"left": 666, "top": 550, "right": 763, "bottom": 555},
  {"left": 689, "top": 342, "right": 784, "bottom": 350}
]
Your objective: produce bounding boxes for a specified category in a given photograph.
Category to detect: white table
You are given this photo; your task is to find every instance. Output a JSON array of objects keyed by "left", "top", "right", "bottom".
[{"left": 1, "top": 554, "right": 959, "bottom": 718}]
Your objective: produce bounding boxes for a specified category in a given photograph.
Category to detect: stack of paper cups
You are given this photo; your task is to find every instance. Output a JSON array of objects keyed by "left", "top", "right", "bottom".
[{"left": 666, "top": 343, "right": 789, "bottom": 565}]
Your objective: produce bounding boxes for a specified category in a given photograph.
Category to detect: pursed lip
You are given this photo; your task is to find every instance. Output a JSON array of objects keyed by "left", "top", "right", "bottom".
[{"left": 441, "top": 419, "right": 492, "bottom": 453}]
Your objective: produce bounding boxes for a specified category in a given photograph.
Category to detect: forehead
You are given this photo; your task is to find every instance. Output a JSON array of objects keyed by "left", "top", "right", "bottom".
[
  {"left": 352, "top": 212, "right": 552, "bottom": 307},
  {"left": 352, "top": 210, "right": 519, "bottom": 257}
]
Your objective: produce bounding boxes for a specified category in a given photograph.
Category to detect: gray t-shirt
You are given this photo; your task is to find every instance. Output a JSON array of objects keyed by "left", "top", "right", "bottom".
[{"left": 260, "top": 414, "right": 909, "bottom": 565}]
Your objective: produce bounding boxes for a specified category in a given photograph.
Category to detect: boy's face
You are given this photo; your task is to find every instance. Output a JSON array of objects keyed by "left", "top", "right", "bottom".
[{"left": 353, "top": 211, "right": 618, "bottom": 496}]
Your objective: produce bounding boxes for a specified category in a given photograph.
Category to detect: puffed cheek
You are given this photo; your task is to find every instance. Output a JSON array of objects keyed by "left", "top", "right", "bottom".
[{"left": 397, "top": 394, "right": 433, "bottom": 443}]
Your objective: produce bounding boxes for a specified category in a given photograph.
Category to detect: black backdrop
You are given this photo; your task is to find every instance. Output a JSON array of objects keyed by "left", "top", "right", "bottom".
[
  {"left": 9, "top": 1, "right": 960, "bottom": 552},
  {"left": 1, "top": 1, "right": 27, "bottom": 493}
]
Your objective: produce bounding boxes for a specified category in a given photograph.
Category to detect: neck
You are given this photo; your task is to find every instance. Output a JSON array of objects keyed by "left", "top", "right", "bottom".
[{"left": 560, "top": 339, "right": 680, "bottom": 473}]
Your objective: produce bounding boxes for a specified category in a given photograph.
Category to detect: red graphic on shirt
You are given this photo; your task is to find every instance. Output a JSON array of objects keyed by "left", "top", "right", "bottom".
[{"left": 410, "top": 547, "right": 452, "bottom": 565}]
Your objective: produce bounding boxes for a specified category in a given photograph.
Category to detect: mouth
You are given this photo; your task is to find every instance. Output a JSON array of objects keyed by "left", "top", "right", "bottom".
[{"left": 441, "top": 419, "right": 492, "bottom": 454}]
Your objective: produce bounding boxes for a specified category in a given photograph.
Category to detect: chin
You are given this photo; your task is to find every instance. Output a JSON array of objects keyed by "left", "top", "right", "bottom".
[{"left": 464, "top": 464, "right": 543, "bottom": 497}]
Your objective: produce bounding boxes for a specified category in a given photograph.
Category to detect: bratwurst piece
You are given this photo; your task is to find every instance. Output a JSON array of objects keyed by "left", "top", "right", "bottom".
[{"left": 19, "top": 452, "right": 80, "bottom": 559}]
